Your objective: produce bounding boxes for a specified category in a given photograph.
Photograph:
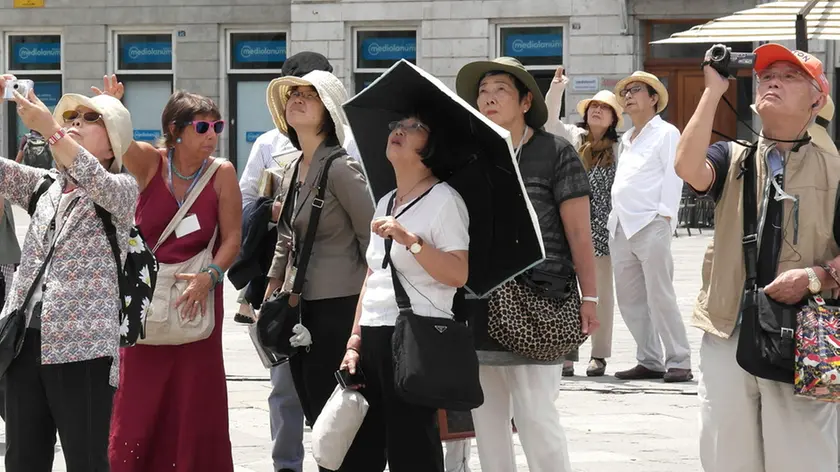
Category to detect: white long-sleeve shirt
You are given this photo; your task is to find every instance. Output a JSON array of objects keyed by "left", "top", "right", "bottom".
[
  {"left": 238, "top": 126, "right": 361, "bottom": 210},
  {"left": 607, "top": 115, "right": 683, "bottom": 238}
]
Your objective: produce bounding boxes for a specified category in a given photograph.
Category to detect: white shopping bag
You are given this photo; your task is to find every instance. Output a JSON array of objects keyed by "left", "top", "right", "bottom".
[{"left": 312, "top": 385, "right": 369, "bottom": 470}]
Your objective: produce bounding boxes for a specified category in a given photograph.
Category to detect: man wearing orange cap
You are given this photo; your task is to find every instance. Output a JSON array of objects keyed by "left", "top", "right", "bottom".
[{"left": 676, "top": 43, "right": 840, "bottom": 470}]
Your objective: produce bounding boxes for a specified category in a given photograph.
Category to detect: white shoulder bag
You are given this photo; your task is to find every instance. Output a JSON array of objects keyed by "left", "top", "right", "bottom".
[{"left": 139, "top": 159, "right": 222, "bottom": 346}]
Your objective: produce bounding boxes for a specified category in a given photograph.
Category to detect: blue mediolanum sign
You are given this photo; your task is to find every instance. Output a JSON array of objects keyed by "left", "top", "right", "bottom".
[
  {"left": 35, "top": 82, "right": 61, "bottom": 108},
  {"left": 245, "top": 131, "right": 266, "bottom": 143},
  {"left": 235, "top": 41, "right": 286, "bottom": 63},
  {"left": 361, "top": 38, "right": 416, "bottom": 61},
  {"left": 14, "top": 42, "right": 61, "bottom": 65},
  {"left": 505, "top": 34, "right": 562, "bottom": 58},
  {"left": 134, "top": 130, "right": 161, "bottom": 142},
  {"left": 123, "top": 42, "right": 172, "bottom": 65}
]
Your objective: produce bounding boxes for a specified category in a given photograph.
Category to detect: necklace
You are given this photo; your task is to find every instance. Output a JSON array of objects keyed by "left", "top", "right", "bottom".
[
  {"left": 514, "top": 126, "right": 531, "bottom": 163},
  {"left": 396, "top": 176, "right": 432, "bottom": 204},
  {"left": 171, "top": 153, "right": 204, "bottom": 181},
  {"left": 167, "top": 148, "right": 209, "bottom": 208}
]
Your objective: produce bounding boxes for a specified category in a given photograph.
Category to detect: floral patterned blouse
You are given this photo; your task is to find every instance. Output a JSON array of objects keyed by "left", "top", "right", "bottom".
[{"left": 0, "top": 148, "right": 139, "bottom": 386}]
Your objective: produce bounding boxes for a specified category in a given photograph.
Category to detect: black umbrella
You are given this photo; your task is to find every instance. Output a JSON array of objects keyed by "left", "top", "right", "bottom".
[{"left": 342, "top": 59, "right": 545, "bottom": 297}]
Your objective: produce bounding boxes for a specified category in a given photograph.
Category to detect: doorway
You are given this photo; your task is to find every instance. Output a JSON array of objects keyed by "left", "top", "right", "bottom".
[
  {"left": 645, "top": 20, "right": 754, "bottom": 144},
  {"left": 645, "top": 67, "right": 741, "bottom": 145},
  {"left": 227, "top": 73, "right": 277, "bottom": 176}
]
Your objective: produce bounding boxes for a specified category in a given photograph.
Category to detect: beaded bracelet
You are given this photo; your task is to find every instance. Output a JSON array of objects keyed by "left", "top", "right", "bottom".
[
  {"left": 202, "top": 268, "right": 219, "bottom": 287},
  {"left": 207, "top": 264, "right": 224, "bottom": 284}
]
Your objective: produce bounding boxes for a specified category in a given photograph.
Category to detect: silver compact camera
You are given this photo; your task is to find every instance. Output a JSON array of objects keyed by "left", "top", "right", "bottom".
[{"left": 3, "top": 79, "right": 34, "bottom": 100}]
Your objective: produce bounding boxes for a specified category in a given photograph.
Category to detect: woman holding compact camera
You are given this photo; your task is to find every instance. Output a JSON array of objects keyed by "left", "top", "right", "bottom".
[{"left": 0, "top": 74, "right": 139, "bottom": 472}]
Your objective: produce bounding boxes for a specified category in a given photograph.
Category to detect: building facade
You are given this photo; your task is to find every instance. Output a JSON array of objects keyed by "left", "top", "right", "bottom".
[{"left": 0, "top": 0, "right": 833, "bottom": 172}]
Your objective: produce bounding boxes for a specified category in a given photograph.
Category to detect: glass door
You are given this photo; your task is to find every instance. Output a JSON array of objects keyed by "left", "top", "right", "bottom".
[
  {"left": 228, "top": 74, "right": 277, "bottom": 176},
  {"left": 120, "top": 76, "right": 173, "bottom": 144}
]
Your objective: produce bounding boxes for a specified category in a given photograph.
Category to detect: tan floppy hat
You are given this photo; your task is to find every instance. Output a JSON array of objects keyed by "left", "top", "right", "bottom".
[
  {"left": 811, "top": 96, "right": 838, "bottom": 153},
  {"left": 53, "top": 94, "right": 133, "bottom": 173},
  {"left": 455, "top": 57, "right": 548, "bottom": 129},
  {"left": 751, "top": 96, "right": 838, "bottom": 154},
  {"left": 614, "top": 71, "right": 669, "bottom": 114},
  {"left": 266, "top": 70, "right": 349, "bottom": 145},
  {"left": 577, "top": 90, "right": 624, "bottom": 129}
]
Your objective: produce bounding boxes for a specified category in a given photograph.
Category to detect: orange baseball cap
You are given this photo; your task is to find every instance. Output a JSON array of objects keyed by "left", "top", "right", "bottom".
[{"left": 753, "top": 43, "right": 830, "bottom": 95}]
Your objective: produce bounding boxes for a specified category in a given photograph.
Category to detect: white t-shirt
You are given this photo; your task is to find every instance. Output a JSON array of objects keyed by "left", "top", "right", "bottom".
[{"left": 359, "top": 182, "right": 469, "bottom": 327}]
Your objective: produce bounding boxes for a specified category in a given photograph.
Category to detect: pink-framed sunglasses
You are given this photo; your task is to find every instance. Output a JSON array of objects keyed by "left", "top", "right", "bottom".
[{"left": 185, "top": 120, "right": 225, "bottom": 135}]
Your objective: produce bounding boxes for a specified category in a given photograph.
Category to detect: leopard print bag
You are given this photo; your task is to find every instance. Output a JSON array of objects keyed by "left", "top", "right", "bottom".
[{"left": 487, "top": 279, "right": 588, "bottom": 362}]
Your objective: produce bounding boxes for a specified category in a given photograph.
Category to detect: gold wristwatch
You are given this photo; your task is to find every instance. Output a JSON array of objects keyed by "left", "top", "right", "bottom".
[{"left": 805, "top": 267, "right": 822, "bottom": 294}]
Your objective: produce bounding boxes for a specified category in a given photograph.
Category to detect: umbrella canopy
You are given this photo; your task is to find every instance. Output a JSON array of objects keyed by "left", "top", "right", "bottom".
[
  {"left": 652, "top": 1, "right": 840, "bottom": 44},
  {"left": 342, "top": 59, "right": 545, "bottom": 297}
]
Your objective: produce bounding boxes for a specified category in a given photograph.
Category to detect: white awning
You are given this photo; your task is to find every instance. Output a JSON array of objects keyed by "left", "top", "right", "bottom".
[{"left": 651, "top": 1, "right": 840, "bottom": 44}]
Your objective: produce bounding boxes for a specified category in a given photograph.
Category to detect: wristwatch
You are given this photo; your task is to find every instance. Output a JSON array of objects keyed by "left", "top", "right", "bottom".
[
  {"left": 805, "top": 267, "right": 822, "bottom": 294},
  {"left": 408, "top": 236, "right": 424, "bottom": 255},
  {"left": 581, "top": 296, "right": 599, "bottom": 306}
]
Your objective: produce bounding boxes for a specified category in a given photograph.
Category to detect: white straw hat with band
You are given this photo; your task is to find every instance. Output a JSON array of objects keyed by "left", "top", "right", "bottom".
[
  {"left": 614, "top": 71, "right": 669, "bottom": 114},
  {"left": 577, "top": 90, "right": 624, "bottom": 129},
  {"left": 266, "top": 70, "right": 349, "bottom": 145},
  {"left": 53, "top": 93, "right": 133, "bottom": 173}
]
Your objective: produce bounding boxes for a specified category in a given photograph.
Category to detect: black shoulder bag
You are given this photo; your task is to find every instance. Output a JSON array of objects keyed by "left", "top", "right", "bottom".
[
  {"left": 257, "top": 153, "right": 341, "bottom": 360},
  {"left": 0, "top": 197, "right": 79, "bottom": 379},
  {"left": 735, "top": 144, "right": 798, "bottom": 384},
  {"left": 29, "top": 174, "right": 158, "bottom": 347},
  {"left": 385, "top": 191, "right": 484, "bottom": 411}
]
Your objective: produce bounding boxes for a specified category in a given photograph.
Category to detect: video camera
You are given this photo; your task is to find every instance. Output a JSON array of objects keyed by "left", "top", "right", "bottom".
[{"left": 707, "top": 44, "right": 756, "bottom": 78}]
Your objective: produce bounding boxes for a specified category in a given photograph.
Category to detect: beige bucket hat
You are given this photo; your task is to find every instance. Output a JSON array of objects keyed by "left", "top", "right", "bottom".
[
  {"left": 266, "top": 70, "right": 349, "bottom": 145},
  {"left": 577, "top": 90, "right": 624, "bottom": 129},
  {"left": 614, "top": 71, "right": 669, "bottom": 114},
  {"left": 53, "top": 94, "right": 133, "bottom": 173},
  {"left": 455, "top": 57, "right": 548, "bottom": 129},
  {"left": 751, "top": 96, "right": 838, "bottom": 154}
]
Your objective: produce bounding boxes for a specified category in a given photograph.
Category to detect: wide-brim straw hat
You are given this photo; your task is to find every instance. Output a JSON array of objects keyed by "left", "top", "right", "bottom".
[
  {"left": 455, "top": 56, "right": 548, "bottom": 129},
  {"left": 614, "top": 71, "right": 669, "bottom": 114},
  {"left": 577, "top": 90, "right": 624, "bottom": 129},
  {"left": 53, "top": 93, "right": 133, "bottom": 173},
  {"left": 266, "top": 70, "right": 349, "bottom": 145},
  {"left": 751, "top": 96, "right": 838, "bottom": 154}
]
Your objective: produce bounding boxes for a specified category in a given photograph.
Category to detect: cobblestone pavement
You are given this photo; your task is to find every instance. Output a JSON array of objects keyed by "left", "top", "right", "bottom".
[{"left": 4, "top": 207, "right": 710, "bottom": 471}]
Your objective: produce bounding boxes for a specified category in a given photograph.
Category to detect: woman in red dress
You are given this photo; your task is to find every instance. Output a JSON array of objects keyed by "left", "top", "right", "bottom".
[{"left": 102, "top": 78, "right": 243, "bottom": 471}]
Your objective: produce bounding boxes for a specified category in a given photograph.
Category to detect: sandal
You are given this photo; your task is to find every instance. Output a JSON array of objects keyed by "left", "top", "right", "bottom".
[
  {"left": 562, "top": 361, "right": 575, "bottom": 377},
  {"left": 586, "top": 358, "right": 607, "bottom": 377}
]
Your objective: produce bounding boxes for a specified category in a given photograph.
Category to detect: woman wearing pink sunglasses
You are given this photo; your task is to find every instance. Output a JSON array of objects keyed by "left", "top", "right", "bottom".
[{"left": 97, "top": 77, "right": 243, "bottom": 471}]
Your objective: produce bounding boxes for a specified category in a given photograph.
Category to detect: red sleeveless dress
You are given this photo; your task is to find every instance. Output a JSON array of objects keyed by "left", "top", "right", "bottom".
[{"left": 109, "top": 158, "right": 233, "bottom": 472}]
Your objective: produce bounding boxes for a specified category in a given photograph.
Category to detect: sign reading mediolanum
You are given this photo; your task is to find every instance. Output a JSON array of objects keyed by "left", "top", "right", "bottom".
[{"left": 14, "top": 0, "right": 45, "bottom": 8}]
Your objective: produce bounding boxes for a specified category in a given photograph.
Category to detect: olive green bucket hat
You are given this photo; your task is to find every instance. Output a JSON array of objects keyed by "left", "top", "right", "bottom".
[{"left": 456, "top": 57, "right": 548, "bottom": 129}]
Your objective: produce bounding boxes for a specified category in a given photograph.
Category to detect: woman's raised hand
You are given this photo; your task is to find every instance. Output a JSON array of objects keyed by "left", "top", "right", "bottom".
[
  {"left": 12, "top": 88, "right": 60, "bottom": 138},
  {"left": 0, "top": 74, "right": 16, "bottom": 99},
  {"left": 91, "top": 74, "right": 125, "bottom": 100}
]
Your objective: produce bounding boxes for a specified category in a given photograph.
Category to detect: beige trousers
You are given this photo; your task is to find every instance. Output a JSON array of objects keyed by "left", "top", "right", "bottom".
[
  {"left": 591, "top": 255, "right": 615, "bottom": 358},
  {"left": 564, "top": 255, "right": 615, "bottom": 362},
  {"left": 699, "top": 328, "right": 837, "bottom": 472}
]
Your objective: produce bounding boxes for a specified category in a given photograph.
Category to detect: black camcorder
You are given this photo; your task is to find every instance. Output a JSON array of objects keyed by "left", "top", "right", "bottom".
[{"left": 707, "top": 44, "right": 756, "bottom": 78}]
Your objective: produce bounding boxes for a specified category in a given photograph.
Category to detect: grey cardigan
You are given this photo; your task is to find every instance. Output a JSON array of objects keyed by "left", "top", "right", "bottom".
[{"left": 267, "top": 142, "right": 374, "bottom": 301}]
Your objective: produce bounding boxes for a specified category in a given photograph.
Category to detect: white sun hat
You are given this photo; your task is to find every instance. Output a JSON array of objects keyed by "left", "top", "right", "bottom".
[
  {"left": 53, "top": 93, "right": 133, "bottom": 173},
  {"left": 266, "top": 70, "right": 350, "bottom": 145}
]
